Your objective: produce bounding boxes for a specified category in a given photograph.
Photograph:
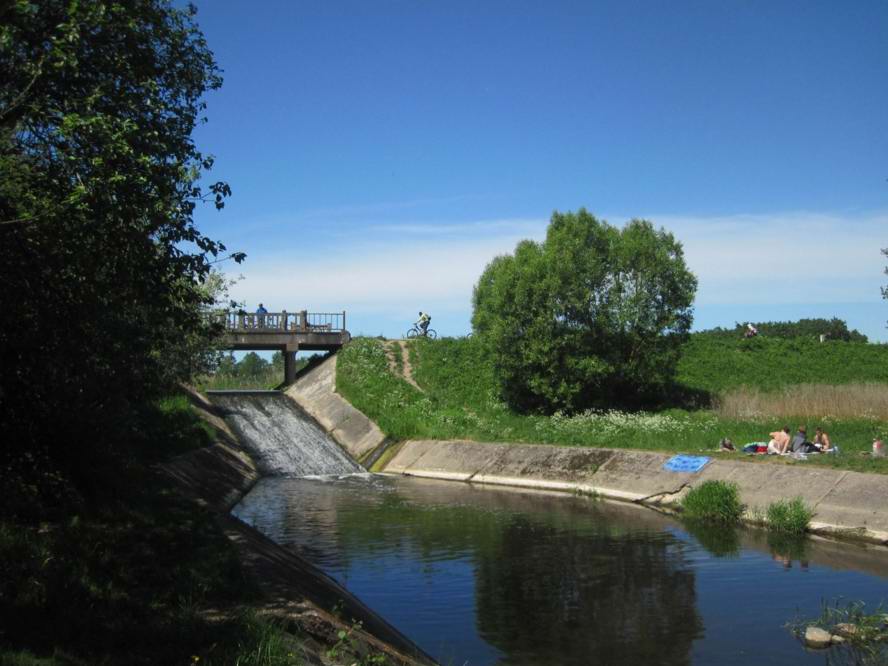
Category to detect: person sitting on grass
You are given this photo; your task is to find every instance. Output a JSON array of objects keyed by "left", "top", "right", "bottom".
[
  {"left": 789, "top": 425, "right": 816, "bottom": 453},
  {"left": 767, "top": 426, "right": 791, "bottom": 455},
  {"left": 813, "top": 427, "right": 832, "bottom": 452}
]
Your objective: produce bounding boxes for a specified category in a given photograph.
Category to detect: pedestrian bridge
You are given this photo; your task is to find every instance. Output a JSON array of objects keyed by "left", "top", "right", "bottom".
[{"left": 210, "top": 310, "right": 350, "bottom": 383}]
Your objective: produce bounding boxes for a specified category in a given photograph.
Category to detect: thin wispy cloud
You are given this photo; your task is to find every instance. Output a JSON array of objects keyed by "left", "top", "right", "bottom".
[
  {"left": 293, "top": 193, "right": 484, "bottom": 220},
  {"left": 647, "top": 211, "right": 887, "bottom": 305},
  {"left": 367, "top": 218, "right": 545, "bottom": 237}
]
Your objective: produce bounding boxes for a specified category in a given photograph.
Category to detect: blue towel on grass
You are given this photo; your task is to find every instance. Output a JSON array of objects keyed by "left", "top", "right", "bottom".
[{"left": 663, "top": 455, "right": 710, "bottom": 473}]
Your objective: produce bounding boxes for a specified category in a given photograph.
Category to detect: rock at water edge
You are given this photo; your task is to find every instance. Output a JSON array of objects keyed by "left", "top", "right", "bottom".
[{"left": 804, "top": 626, "right": 832, "bottom": 649}]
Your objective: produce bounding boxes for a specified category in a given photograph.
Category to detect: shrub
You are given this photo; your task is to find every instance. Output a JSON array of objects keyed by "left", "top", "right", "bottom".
[
  {"left": 766, "top": 498, "right": 812, "bottom": 535},
  {"left": 681, "top": 481, "right": 743, "bottom": 523}
]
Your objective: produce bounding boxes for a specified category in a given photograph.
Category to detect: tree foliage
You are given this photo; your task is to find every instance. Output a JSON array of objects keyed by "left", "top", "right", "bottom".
[
  {"left": 472, "top": 209, "right": 697, "bottom": 413},
  {"left": 0, "top": 0, "right": 240, "bottom": 513}
]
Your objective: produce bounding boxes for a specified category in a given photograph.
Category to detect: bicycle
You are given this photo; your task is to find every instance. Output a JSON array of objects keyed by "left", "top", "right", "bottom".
[{"left": 405, "top": 323, "right": 437, "bottom": 339}]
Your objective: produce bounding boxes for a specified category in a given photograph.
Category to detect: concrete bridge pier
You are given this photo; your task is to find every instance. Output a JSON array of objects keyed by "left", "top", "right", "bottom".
[{"left": 284, "top": 345, "right": 299, "bottom": 385}]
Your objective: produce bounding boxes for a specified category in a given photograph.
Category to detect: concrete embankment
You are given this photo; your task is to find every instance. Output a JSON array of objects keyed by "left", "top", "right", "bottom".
[
  {"left": 289, "top": 354, "right": 888, "bottom": 547},
  {"left": 380, "top": 439, "right": 888, "bottom": 545},
  {"left": 159, "top": 387, "right": 436, "bottom": 666},
  {"left": 286, "top": 355, "right": 389, "bottom": 464}
]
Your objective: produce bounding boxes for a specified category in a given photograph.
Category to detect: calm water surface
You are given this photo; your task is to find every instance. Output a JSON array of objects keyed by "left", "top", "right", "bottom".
[{"left": 233, "top": 475, "right": 888, "bottom": 666}]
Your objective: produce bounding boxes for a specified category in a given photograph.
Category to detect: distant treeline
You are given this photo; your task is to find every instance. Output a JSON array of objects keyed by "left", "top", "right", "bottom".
[
  {"left": 197, "top": 352, "right": 326, "bottom": 390},
  {"left": 677, "top": 333, "right": 888, "bottom": 396},
  {"left": 697, "top": 318, "right": 868, "bottom": 343}
]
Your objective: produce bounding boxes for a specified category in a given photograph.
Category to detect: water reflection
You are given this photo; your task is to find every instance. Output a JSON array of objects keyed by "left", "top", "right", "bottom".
[
  {"left": 472, "top": 516, "right": 701, "bottom": 665},
  {"left": 682, "top": 520, "right": 741, "bottom": 558},
  {"left": 233, "top": 475, "right": 888, "bottom": 666}
]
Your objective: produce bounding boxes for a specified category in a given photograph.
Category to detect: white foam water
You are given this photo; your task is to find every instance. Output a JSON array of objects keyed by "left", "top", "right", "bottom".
[{"left": 209, "top": 391, "right": 364, "bottom": 477}]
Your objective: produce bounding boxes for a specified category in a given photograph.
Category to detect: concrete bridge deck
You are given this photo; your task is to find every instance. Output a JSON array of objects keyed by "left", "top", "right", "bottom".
[{"left": 212, "top": 310, "right": 350, "bottom": 383}]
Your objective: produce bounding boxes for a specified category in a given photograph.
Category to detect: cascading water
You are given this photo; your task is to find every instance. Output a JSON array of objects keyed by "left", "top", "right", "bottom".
[{"left": 209, "top": 390, "right": 364, "bottom": 477}]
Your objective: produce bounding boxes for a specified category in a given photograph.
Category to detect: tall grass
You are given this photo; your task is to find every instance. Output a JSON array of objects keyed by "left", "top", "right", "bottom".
[
  {"left": 716, "top": 383, "right": 888, "bottom": 421},
  {"left": 681, "top": 481, "right": 743, "bottom": 523},
  {"left": 766, "top": 498, "right": 813, "bottom": 535}
]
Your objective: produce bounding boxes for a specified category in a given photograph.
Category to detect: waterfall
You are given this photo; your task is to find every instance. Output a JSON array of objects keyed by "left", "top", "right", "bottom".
[{"left": 208, "top": 390, "right": 364, "bottom": 477}]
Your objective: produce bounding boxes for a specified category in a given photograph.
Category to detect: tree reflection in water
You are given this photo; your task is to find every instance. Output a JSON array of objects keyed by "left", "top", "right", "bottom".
[{"left": 474, "top": 515, "right": 702, "bottom": 665}]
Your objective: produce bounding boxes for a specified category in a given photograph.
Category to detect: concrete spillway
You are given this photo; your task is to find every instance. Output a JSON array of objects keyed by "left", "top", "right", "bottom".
[{"left": 208, "top": 391, "right": 363, "bottom": 477}]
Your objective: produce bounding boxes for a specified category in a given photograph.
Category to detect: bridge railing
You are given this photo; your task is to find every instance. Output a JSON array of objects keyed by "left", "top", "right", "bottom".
[{"left": 209, "top": 310, "right": 347, "bottom": 333}]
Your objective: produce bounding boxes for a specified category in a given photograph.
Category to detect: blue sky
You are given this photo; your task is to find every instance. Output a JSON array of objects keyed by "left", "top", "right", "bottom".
[{"left": 190, "top": 1, "right": 888, "bottom": 341}]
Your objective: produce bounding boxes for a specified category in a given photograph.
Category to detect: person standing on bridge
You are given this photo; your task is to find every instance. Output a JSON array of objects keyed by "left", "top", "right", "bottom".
[
  {"left": 256, "top": 303, "right": 268, "bottom": 328},
  {"left": 416, "top": 311, "right": 431, "bottom": 336}
]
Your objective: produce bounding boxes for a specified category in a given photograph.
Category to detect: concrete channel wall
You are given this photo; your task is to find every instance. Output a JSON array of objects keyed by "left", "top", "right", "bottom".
[
  {"left": 381, "top": 439, "right": 888, "bottom": 545},
  {"left": 286, "top": 355, "right": 387, "bottom": 463},
  {"left": 290, "top": 354, "right": 888, "bottom": 546}
]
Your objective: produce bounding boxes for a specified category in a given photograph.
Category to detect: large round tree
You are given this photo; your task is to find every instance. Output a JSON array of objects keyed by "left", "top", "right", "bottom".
[{"left": 472, "top": 209, "right": 697, "bottom": 413}]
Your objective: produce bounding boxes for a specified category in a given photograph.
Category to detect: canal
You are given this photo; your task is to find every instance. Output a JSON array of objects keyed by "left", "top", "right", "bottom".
[{"left": 233, "top": 473, "right": 888, "bottom": 666}]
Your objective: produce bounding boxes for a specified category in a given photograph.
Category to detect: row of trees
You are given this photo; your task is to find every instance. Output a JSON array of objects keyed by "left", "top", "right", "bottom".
[
  {"left": 699, "top": 318, "right": 868, "bottom": 342},
  {"left": 1, "top": 1, "right": 240, "bottom": 514}
]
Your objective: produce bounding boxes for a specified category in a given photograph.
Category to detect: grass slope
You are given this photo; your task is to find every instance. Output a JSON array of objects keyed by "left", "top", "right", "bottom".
[
  {"left": 676, "top": 335, "right": 888, "bottom": 394},
  {"left": 337, "top": 336, "right": 888, "bottom": 474}
]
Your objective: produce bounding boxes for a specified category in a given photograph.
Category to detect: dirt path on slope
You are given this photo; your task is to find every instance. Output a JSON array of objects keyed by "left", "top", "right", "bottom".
[{"left": 383, "top": 340, "right": 423, "bottom": 392}]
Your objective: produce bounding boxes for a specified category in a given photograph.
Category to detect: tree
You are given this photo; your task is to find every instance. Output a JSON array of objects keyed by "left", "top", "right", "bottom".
[
  {"left": 472, "top": 209, "right": 697, "bottom": 413},
  {"left": 0, "top": 0, "right": 241, "bottom": 511}
]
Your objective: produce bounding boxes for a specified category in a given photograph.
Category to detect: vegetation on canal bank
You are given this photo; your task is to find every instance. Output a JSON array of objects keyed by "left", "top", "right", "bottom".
[
  {"left": 336, "top": 335, "right": 888, "bottom": 474},
  {"left": 789, "top": 600, "right": 888, "bottom": 665},
  {"left": 681, "top": 481, "right": 743, "bottom": 524},
  {"left": 0, "top": 393, "right": 314, "bottom": 666},
  {"left": 765, "top": 497, "right": 814, "bottom": 535}
]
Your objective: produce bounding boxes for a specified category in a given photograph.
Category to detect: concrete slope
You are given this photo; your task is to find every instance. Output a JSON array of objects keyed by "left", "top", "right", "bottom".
[
  {"left": 286, "top": 355, "right": 386, "bottom": 463},
  {"left": 381, "top": 439, "right": 888, "bottom": 545}
]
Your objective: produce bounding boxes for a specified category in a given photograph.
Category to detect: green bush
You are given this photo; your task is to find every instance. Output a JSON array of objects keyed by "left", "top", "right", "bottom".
[
  {"left": 766, "top": 497, "right": 812, "bottom": 535},
  {"left": 681, "top": 481, "right": 743, "bottom": 523}
]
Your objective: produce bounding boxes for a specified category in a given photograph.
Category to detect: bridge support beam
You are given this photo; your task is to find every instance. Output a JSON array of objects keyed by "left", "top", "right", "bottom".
[{"left": 284, "top": 344, "right": 299, "bottom": 385}]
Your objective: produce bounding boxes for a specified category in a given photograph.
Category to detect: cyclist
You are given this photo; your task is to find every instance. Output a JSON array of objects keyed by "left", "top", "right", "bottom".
[{"left": 415, "top": 311, "right": 431, "bottom": 336}]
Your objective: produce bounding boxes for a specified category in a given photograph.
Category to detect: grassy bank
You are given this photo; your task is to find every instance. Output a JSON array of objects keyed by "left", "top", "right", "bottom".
[
  {"left": 0, "top": 392, "right": 306, "bottom": 666},
  {"left": 676, "top": 334, "right": 888, "bottom": 394},
  {"left": 336, "top": 336, "right": 888, "bottom": 474}
]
